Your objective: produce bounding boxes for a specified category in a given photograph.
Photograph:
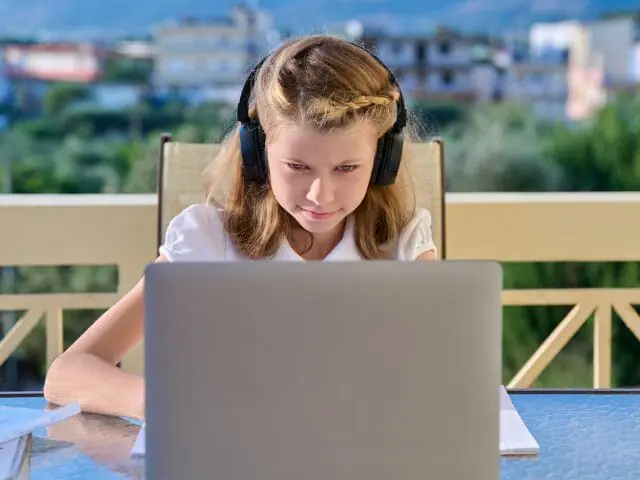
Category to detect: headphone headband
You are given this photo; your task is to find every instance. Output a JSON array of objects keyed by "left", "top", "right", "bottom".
[
  {"left": 236, "top": 54, "right": 268, "bottom": 124},
  {"left": 236, "top": 40, "right": 407, "bottom": 131},
  {"left": 236, "top": 38, "right": 408, "bottom": 186}
]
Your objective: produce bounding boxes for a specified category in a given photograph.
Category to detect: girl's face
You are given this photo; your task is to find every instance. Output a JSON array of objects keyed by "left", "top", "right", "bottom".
[{"left": 266, "top": 119, "right": 378, "bottom": 237}]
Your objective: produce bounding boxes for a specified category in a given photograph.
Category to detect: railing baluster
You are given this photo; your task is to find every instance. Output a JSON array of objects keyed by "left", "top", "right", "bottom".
[
  {"left": 594, "top": 303, "right": 612, "bottom": 388},
  {"left": 46, "top": 308, "right": 64, "bottom": 368}
]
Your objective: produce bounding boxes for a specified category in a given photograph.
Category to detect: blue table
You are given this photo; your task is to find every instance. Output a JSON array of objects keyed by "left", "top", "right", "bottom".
[{"left": 2, "top": 390, "right": 640, "bottom": 479}]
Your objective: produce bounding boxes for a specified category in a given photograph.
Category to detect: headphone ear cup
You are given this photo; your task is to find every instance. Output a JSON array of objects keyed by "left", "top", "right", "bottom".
[
  {"left": 239, "top": 120, "right": 268, "bottom": 184},
  {"left": 371, "top": 132, "right": 404, "bottom": 186},
  {"left": 253, "top": 124, "right": 268, "bottom": 183}
]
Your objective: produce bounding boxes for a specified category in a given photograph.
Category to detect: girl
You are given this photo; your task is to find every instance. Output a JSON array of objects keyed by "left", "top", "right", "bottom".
[{"left": 43, "top": 35, "right": 438, "bottom": 420}]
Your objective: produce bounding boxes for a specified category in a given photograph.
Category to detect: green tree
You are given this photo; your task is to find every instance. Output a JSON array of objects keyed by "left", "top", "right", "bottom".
[
  {"left": 548, "top": 95, "right": 640, "bottom": 191},
  {"left": 410, "top": 99, "right": 467, "bottom": 135},
  {"left": 102, "top": 57, "right": 152, "bottom": 84},
  {"left": 443, "top": 103, "right": 561, "bottom": 192},
  {"left": 42, "top": 83, "right": 91, "bottom": 117}
]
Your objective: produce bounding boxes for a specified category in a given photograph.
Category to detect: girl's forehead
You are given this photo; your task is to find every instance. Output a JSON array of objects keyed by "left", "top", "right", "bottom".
[
  {"left": 269, "top": 119, "right": 378, "bottom": 144},
  {"left": 268, "top": 121, "right": 378, "bottom": 161}
]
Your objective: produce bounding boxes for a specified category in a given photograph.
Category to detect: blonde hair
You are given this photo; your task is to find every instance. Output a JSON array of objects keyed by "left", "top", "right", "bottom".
[{"left": 205, "top": 35, "right": 419, "bottom": 259}]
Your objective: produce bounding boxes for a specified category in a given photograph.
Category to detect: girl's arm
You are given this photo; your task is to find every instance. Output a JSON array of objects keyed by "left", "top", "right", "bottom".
[{"left": 43, "top": 255, "right": 169, "bottom": 419}]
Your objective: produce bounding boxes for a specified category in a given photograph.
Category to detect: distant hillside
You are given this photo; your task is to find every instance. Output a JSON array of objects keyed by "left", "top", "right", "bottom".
[{"left": 0, "top": 0, "right": 638, "bottom": 39}]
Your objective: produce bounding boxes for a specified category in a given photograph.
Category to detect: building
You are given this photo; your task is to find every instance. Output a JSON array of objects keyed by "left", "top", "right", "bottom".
[
  {"left": 152, "top": 5, "right": 278, "bottom": 102},
  {"left": 113, "top": 39, "right": 155, "bottom": 61},
  {"left": 3, "top": 43, "right": 104, "bottom": 83},
  {"left": 360, "top": 28, "right": 494, "bottom": 103},
  {"left": 632, "top": 43, "right": 640, "bottom": 83},
  {"left": 588, "top": 15, "right": 640, "bottom": 90},
  {"left": 502, "top": 21, "right": 605, "bottom": 121},
  {"left": 0, "top": 42, "right": 106, "bottom": 116}
]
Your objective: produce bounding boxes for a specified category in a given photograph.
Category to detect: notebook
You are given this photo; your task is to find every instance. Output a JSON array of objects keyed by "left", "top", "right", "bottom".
[
  {"left": 500, "top": 386, "right": 540, "bottom": 456},
  {"left": 132, "top": 387, "right": 539, "bottom": 458},
  {"left": 0, "top": 434, "right": 32, "bottom": 480},
  {"left": 0, "top": 402, "right": 81, "bottom": 445}
]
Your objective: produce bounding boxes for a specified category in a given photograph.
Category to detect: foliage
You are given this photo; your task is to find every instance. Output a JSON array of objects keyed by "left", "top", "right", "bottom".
[
  {"left": 42, "top": 83, "right": 91, "bottom": 118},
  {"left": 2, "top": 91, "right": 640, "bottom": 389},
  {"left": 547, "top": 95, "right": 640, "bottom": 191},
  {"left": 102, "top": 57, "right": 153, "bottom": 84},
  {"left": 410, "top": 99, "right": 467, "bottom": 135},
  {"left": 443, "top": 103, "right": 562, "bottom": 192}
]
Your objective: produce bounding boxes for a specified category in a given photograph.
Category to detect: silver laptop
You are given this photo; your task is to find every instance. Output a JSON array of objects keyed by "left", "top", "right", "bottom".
[{"left": 144, "top": 261, "right": 502, "bottom": 480}]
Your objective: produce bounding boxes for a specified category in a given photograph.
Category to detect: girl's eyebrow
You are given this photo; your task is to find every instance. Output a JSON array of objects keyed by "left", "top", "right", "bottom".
[{"left": 283, "top": 157, "right": 362, "bottom": 165}]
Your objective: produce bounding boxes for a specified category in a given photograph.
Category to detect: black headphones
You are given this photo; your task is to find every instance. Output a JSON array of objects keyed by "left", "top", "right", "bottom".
[{"left": 236, "top": 40, "right": 408, "bottom": 186}]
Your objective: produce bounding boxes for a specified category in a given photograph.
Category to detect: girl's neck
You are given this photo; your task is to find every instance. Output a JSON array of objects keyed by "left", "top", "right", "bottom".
[{"left": 289, "top": 220, "right": 346, "bottom": 260}]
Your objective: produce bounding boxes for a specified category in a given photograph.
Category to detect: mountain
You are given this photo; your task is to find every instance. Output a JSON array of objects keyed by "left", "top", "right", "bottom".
[{"left": 0, "top": 0, "right": 637, "bottom": 39}]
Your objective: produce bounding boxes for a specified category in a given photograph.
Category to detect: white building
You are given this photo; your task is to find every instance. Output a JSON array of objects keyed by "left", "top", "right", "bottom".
[
  {"left": 588, "top": 16, "right": 640, "bottom": 87},
  {"left": 114, "top": 40, "right": 155, "bottom": 60},
  {"left": 632, "top": 43, "right": 640, "bottom": 82},
  {"left": 529, "top": 21, "right": 584, "bottom": 61},
  {"left": 152, "top": 5, "right": 279, "bottom": 100}
]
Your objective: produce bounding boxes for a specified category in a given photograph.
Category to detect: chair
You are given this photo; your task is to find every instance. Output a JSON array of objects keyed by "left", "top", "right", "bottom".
[
  {"left": 157, "top": 134, "right": 446, "bottom": 257},
  {"left": 127, "top": 136, "right": 445, "bottom": 373}
]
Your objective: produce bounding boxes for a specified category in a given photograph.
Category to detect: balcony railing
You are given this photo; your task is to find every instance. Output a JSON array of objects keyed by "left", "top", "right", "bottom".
[{"left": 1, "top": 192, "right": 639, "bottom": 387}]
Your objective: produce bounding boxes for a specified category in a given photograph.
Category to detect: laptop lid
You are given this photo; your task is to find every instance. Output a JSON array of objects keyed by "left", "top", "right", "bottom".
[{"left": 144, "top": 260, "right": 502, "bottom": 480}]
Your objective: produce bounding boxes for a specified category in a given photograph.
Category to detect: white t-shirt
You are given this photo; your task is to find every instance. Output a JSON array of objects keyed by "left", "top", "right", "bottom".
[{"left": 159, "top": 204, "right": 437, "bottom": 262}]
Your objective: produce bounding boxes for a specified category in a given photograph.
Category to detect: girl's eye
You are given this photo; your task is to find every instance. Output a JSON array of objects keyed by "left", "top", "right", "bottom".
[
  {"left": 287, "top": 163, "right": 307, "bottom": 171},
  {"left": 336, "top": 165, "right": 357, "bottom": 173}
]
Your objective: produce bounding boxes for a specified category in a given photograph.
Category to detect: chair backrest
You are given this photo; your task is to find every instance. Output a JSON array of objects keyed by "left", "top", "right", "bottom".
[{"left": 157, "top": 135, "right": 446, "bottom": 257}]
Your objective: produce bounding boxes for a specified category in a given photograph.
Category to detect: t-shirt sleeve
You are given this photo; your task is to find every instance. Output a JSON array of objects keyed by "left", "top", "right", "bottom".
[
  {"left": 158, "top": 204, "right": 226, "bottom": 262},
  {"left": 398, "top": 208, "right": 438, "bottom": 261}
]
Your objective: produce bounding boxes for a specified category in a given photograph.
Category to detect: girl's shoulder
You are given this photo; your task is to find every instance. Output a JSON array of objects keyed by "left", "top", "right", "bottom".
[
  {"left": 395, "top": 208, "right": 437, "bottom": 261},
  {"left": 159, "top": 204, "right": 230, "bottom": 262}
]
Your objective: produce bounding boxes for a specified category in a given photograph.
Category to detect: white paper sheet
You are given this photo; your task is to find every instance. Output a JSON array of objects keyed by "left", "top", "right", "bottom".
[
  {"left": 500, "top": 386, "right": 540, "bottom": 456},
  {"left": 0, "top": 434, "right": 31, "bottom": 480},
  {"left": 0, "top": 403, "right": 81, "bottom": 445},
  {"left": 131, "top": 423, "right": 145, "bottom": 458},
  {"left": 133, "top": 388, "right": 540, "bottom": 458}
]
